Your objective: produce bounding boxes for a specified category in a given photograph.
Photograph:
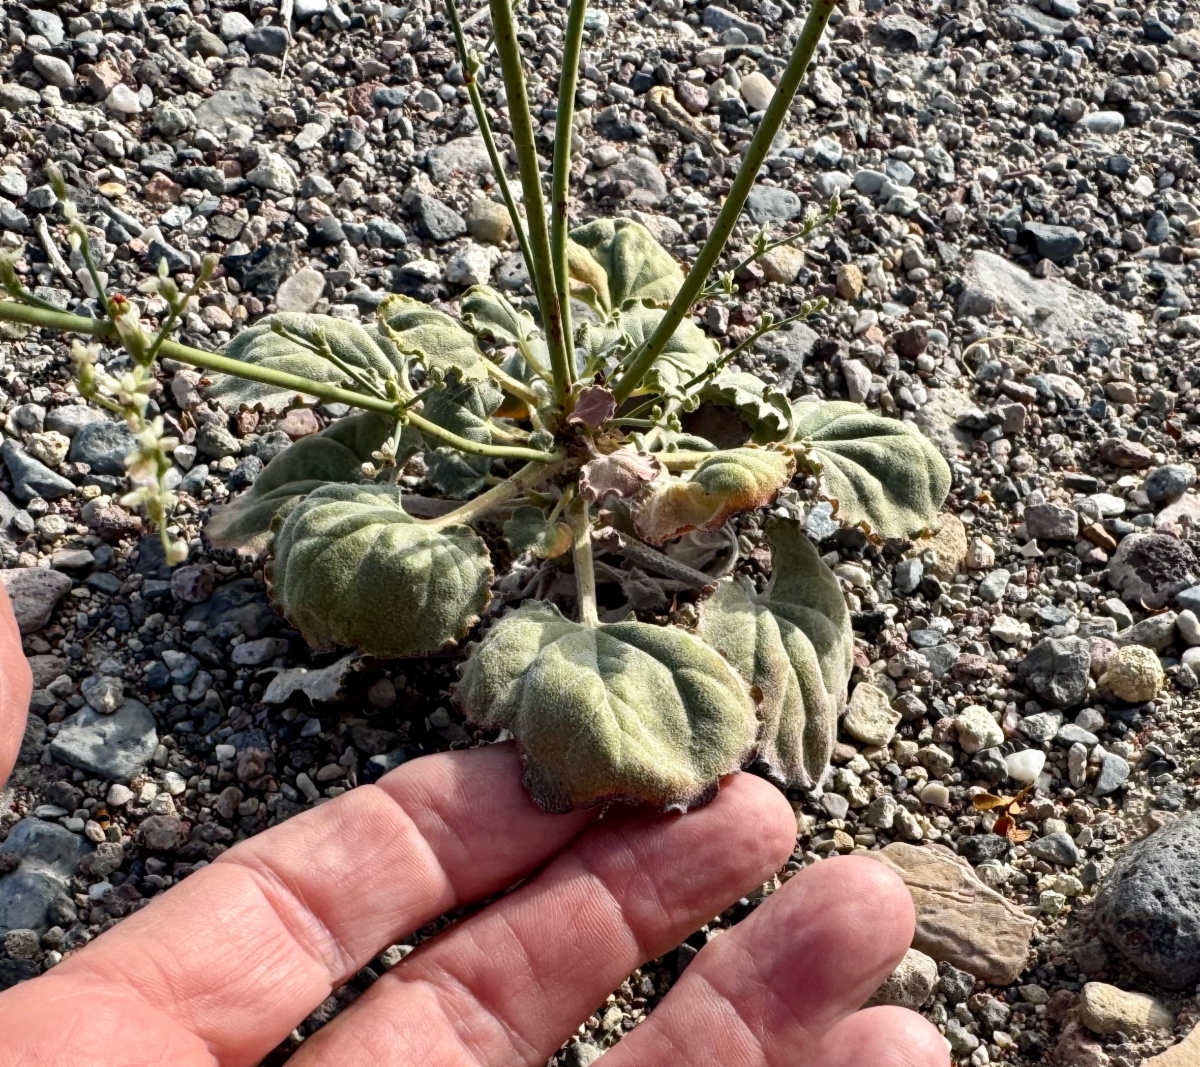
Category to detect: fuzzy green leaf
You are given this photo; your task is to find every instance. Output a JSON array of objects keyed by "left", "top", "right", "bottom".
[
  {"left": 634, "top": 446, "right": 795, "bottom": 545},
  {"left": 789, "top": 401, "right": 951, "bottom": 538},
  {"left": 577, "top": 304, "right": 717, "bottom": 401},
  {"left": 503, "top": 506, "right": 573, "bottom": 559},
  {"left": 374, "top": 294, "right": 488, "bottom": 384},
  {"left": 420, "top": 376, "right": 503, "bottom": 498},
  {"left": 209, "top": 314, "right": 401, "bottom": 412},
  {"left": 268, "top": 483, "right": 493, "bottom": 658},
  {"left": 455, "top": 602, "right": 756, "bottom": 812},
  {"left": 567, "top": 219, "right": 684, "bottom": 319},
  {"left": 205, "top": 411, "right": 418, "bottom": 555},
  {"left": 697, "top": 372, "right": 792, "bottom": 444},
  {"left": 697, "top": 520, "right": 853, "bottom": 789}
]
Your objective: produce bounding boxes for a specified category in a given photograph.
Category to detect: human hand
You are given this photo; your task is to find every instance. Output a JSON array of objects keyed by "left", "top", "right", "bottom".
[
  {"left": 0, "top": 595, "right": 946, "bottom": 1067},
  {"left": 0, "top": 581, "right": 31, "bottom": 786}
]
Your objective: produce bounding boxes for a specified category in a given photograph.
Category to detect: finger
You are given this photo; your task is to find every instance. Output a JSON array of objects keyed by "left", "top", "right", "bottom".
[
  {"left": 0, "top": 745, "right": 593, "bottom": 1067},
  {"left": 817, "top": 1006, "right": 950, "bottom": 1067},
  {"left": 601, "top": 855, "right": 916, "bottom": 1067},
  {"left": 0, "top": 582, "right": 31, "bottom": 786},
  {"left": 287, "top": 772, "right": 798, "bottom": 1067}
]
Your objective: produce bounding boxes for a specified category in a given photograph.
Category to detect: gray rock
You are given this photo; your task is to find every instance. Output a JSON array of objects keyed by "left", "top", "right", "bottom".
[
  {"left": 1021, "top": 222, "right": 1085, "bottom": 263},
  {"left": 80, "top": 675, "right": 123, "bottom": 715},
  {"left": 1017, "top": 637, "right": 1090, "bottom": 707},
  {"left": 0, "top": 819, "right": 93, "bottom": 936},
  {"left": 1145, "top": 464, "right": 1196, "bottom": 505},
  {"left": 0, "top": 568, "right": 72, "bottom": 633},
  {"left": 1025, "top": 503, "right": 1079, "bottom": 541},
  {"left": 872, "top": 13, "right": 937, "bottom": 49},
  {"left": 1080, "top": 111, "right": 1125, "bottom": 134},
  {"left": 938, "top": 962, "right": 977, "bottom": 1004},
  {"left": 195, "top": 422, "right": 242, "bottom": 459},
  {"left": 605, "top": 155, "right": 668, "bottom": 206},
  {"left": 895, "top": 558, "right": 924, "bottom": 594},
  {"left": 852, "top": 169, "right": 887, "bottom": 195},
  {"left": 1002, "top": 3, "right": 1066, "bottom": 35},
  {"left": 978, "top": 569, "right": 1011, "bottom": 602},
  {"left": 48, "top": 700, "right": 158, "bottom": 781},
  {"left": 959, "top": 835, "right": 1011, "bottom": 865},
  {"left": 1094, "top": 752, "right": 1130, "bottom": 796},
  {"left": 960, "top": 251, "right": 1141, "bottom": 352},
  {"left": 701, "top": 4, "right": 766, "bottom": 43},
  {"left": 563, "top": 1043, "right": 604, "bottom": 1067},
  {"left": 867, "top": 948, "right": 939, "bottom": 1010},
  {"left": 67, "top": 419, "right": 137, "bottom": 476},
  {"left": 26, "top": 9, "right": 65, "bottom": 45},
  {"left": 245, "top": 25, "right": 290, "bottom": 55},
  {"left": 1107, "top": 534, "right": 1200, "bottom": 609},
  {"left": 426, "top": 135, "right": 493, "bottom": 184},
  {"left": 32, "top": 55, "right": 74, "bottom": 90},
  {"left": 1057, "top": 723, "right": 1099, "bottom": 746},
  {"left": 745, "top": 186, "right": 803, "bottom": 223},
  {"left": 1094, "top": 813, "right": 1200, "bottom": 988},
  {"left": 410, "top": 194, "right": 467, "bottom": 242},
  {"left": 275, "top": 268, "right": 326, "bottom": 313},
  {"left": 194, "top": 89, "right": 265, "bottom": 136},
  {"left": 1020, "top": 711, "right": 1063, "bottom": 743},
  {"left": 753, "top": 322, "right": 817, "bottom": 392},
  {"left": 219, "top": 11, "right": 255, "bottom": 38},
  {"left": 44, "top": 405, "right": 108, "bottom": 438},
  {"left": 1113, "top": 611, "right": 1177, "bottom": 651},
  {"left": 1029, "top": 831, "right": 1080, "bottom": 866},
  {"left": 1, "top": 440, "right": 74, "bottom": 501}
]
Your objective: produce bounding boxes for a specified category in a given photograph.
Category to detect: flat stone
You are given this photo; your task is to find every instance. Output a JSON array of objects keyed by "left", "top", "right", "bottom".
[
  {"left": 745, "top": 186, "right": 803, "bottom": 224},
  {"left": 1, "top": 440, "right": 74, "bottom": 500},
  {"left": 1002, "top": 3, "right": 1066, "bottom": 35},
  {"left": 194, "top": 89, "right": 265, "bottom": 136},
  {"left": 701, "top": 5, "right": 766, "bottom": 43},
  {"left": 0, "top": 568, "right": 73, "bottom": 633},
  {"left": 1095, "top": 751, "right": 1131, "bottom": 795},
  {"left": 1020, "top": 222, "right": 1085, "bottom": 264},
  {"left": 1145, "top": 464, "right": 1196, "bottom": 505},
  {"left": 843, "top": 683, "right": 901, "bottom": 747},
  {"left": 465, "top": 199, "right": 513, "bottom": 245},
  {"left": 275, "top": 268, "right": 326, "bottom": 313},
  {"left": 605, "top": 155, "right": 668, "bottom": 206},
  {"left": 866, "top": 948, "right": 939, "bottom": 1010},
  {"left": 872, "top": 12, "right": 937, "bottom": 49},
  {"left": 0, "top": 819, "right": 93, "bottom": 936},
  {"left": 1095, "top": 813, "right": 1200, "bottom": 988},
  {"left": 869, "top": 842, "right": 1037, "bottom": 985},
  {"left": 48, "top": 700, "right": 158, "bottom": 782},
  {"left": 26, "top": 10, "right": 65, "bottom": 45},
  {"left": 1028, "top": 831, "right": 1080, "bottom": 867},
  {"left": 426, "top": 135, "right": 493, "bottom": 184},
  {"left": 960, "top": 251, "right": 1141, "bottom": 352},
  {"left": 1112, "top": 613, "right": 1177, "bottom": 652},
  {"left": 410, "top": 193, "right": 467, "bottom": 242}
]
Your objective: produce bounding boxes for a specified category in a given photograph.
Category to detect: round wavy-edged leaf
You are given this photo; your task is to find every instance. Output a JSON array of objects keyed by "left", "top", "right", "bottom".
[
  {"left": 269, "top": 483, "right": 493, "bottom": 658},
  {"left": 503, "top": 506, "right": 573, "bottom": 559},
  {"left": 790, "top": 400, "right": 951, "bottom": 539},
  {"left": 206, "top": 411, "right": 416, "bottom": 555},
  {"left": 421, "top": 376, "right": 503, "bottom": 498},
  {"left": 697, "top": 520, "right": 852, "bottom": 789},
  {"left": 697, "top": 372, "right": 792, "bottom": 444},
  {"left": 577, "top": 304, "right": 717, "bottom": 400},
  {"left": 567, "top": 219, "right": 684, "bottom": 319},
  {"left": 455, "top": 602, "right": 756, "bottom": 812},
  {"left": 374, "top": 294, "right": 488, "bottom": 384},
  {"left": 580, "top": 449, "right": 662, "bottom": 501},
  {"left": 209, "top": 314, "right": 400, "bottom": 412},
  {"left": 634, "top": 446, "right": 796, "bottom": 545},
  {"left": 460, "top": 284, "right": 553, "bottom": 387}
]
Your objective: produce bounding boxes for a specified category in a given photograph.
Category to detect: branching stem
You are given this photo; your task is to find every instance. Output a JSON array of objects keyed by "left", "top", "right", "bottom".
[
  {"left": 405, "top": 408, "right": 562, "bottom": 463},
  {"left": 609, "top": 0, "right": 837, "bottom": 403},
  {"left": 423, "top": 458, "right": 570, "bottom": 529}
]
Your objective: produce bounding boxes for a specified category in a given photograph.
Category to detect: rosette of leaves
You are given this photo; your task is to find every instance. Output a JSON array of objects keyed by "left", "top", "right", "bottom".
[
  {"left": 697, "top": 520, "right": 853, "bottom": 789},
  {"left": 268, "top": 483, "right": 493, "bottom": 658},
  {"left": 455, "top": 601, "right": 758, "bottom": 812},
  {"left": 205, "top": 411, "right": 420, "bottom": 555}
]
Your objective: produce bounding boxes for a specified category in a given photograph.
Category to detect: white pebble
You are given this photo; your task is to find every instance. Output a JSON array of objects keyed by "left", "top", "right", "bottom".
[
  {"left": 919, "top": 782, "right": 951, "bottom": 807},
  {"left": 1178, "top": 610, "right": 1200, "bottom": 647},
  {"left": 1005, "top": 749, "right": 1047, "bottom": 784}
]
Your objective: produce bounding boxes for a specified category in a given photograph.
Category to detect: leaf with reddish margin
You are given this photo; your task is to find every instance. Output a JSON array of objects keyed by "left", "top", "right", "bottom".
[{"left": 580, "top": 449, "right": 662, "bottom": 501}]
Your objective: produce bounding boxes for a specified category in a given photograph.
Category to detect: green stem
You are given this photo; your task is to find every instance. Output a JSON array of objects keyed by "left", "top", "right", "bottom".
[
  {"left": 550, "top": 0, "right": 588, "bottom": 395},
  {"left": 424, "top": 458, "right": 569, "bottom": 529},
  {"left": 569, "top": 495, "right": 599, "bottom": 627},
  {"left": 0, "top": 298, "right": 401, "bottom": 416},
  {"left": 483, "top": 356, "right": 543, "bottom": 407},
  {"left": 488, "top": 0, "right": 572, "bottom": 404},
  {"left": 445, "top": 0, "right": 537, "bottom": 286},
  {"left": 609, "top": 0, "right": 836, "bottom": 404},
  {"left": 404, "top": 408, "right": 562, "bottom": 463}
]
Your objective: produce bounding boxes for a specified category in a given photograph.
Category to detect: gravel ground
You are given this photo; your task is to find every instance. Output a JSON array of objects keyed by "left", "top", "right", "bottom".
[{"left": 3, "top": 0, "right": 1200, "bottom": 1062}]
